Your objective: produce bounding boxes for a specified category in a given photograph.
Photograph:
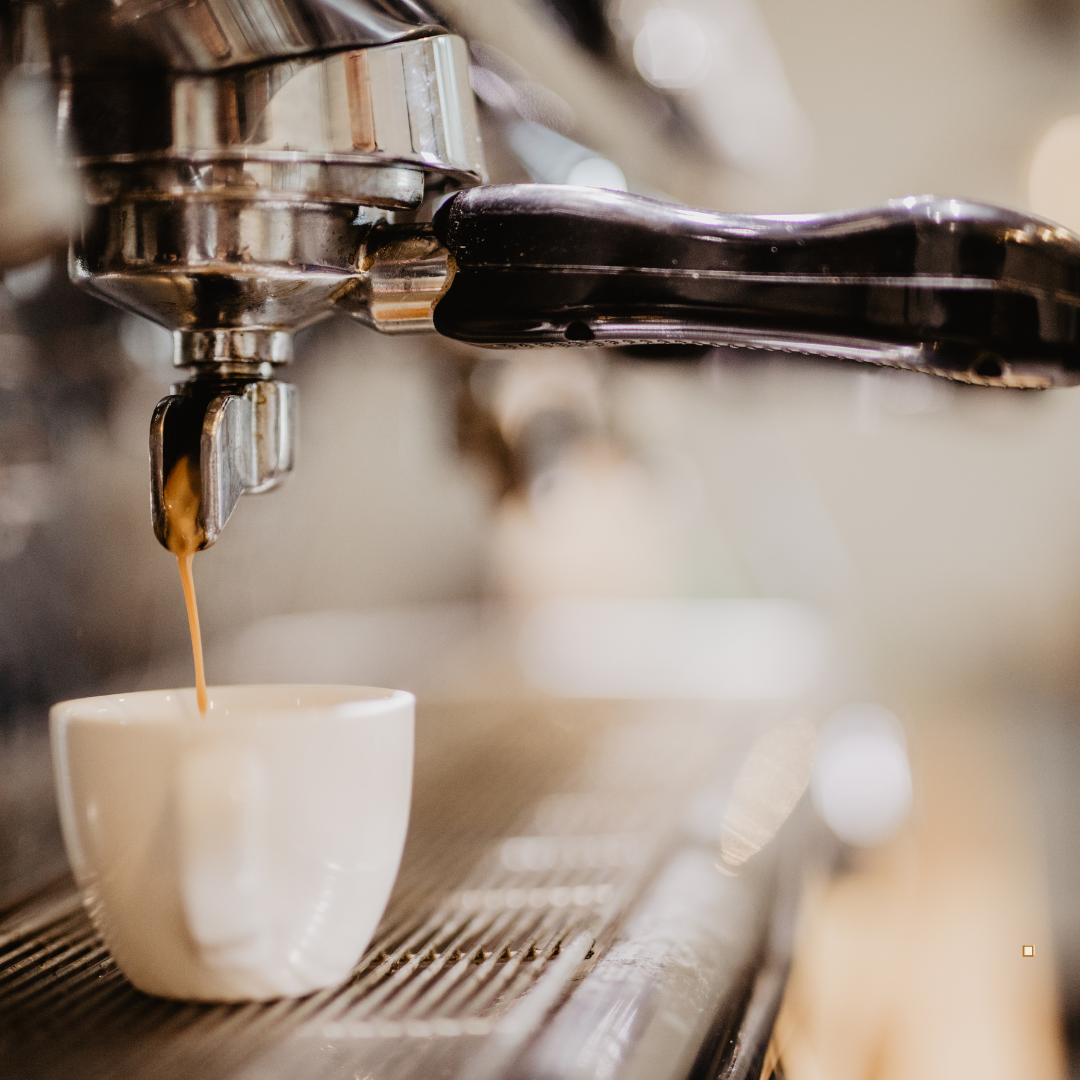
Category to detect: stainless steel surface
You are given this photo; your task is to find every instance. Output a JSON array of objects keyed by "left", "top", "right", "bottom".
[
  {"left": 70, "top": 34, "right": 483, "bottom": 343},
  {"left": 44, "top": 0, "right": 442, "bottom": 74},
  {"left": 73, "top": 200, "right": 386, "bottom": 346},
  {"left": 340, "top": 224, "right": 453, "bottom": 333},
  {"left": 54, "top": 23, "right": 482, "bottom": 551},
  {"left": 517, "top": 848, "right": 766, "bottom": 1080},
  {"left": 0, "top": 698, "right": 809, "bottom": 1080},
  {"left": 68, "top": 35, "right": 483, "bottom": 183}
]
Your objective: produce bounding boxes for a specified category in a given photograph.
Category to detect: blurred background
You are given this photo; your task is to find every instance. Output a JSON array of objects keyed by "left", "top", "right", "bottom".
[{"left": 6, "top": 0, "right": 1080, "bottom": 1075}]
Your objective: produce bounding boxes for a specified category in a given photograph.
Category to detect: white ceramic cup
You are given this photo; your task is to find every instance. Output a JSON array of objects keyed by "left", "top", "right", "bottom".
[{"left": 50, "top": 684, "right": 414, "bottom": 1002}]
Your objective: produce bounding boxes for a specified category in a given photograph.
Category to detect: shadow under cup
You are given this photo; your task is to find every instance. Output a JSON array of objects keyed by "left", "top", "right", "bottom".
[{"left": 49, "top": 685, "right": 415, "bottom": 1002}]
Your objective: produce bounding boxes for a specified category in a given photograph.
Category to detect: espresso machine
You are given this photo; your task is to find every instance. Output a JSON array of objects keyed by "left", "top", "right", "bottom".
[
  {"left": 9, "top": 0, "right": 1076, "bottom": 551},
  {"left": 2, "top": 1, "right": 1080, "bottom": 1078}
]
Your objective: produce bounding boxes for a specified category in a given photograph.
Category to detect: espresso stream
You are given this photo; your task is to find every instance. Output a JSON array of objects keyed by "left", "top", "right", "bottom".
[{"left": 162, "top": 457, "right": 208, "bottom": 715}]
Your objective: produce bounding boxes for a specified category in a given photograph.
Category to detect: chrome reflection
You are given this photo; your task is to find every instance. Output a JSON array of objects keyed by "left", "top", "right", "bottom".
[
  {"left": 719, "top": 714, "right": 816, "bottom": 869},
  {"left": 48, "top": 0, "right": 439, "bottom": 73}
]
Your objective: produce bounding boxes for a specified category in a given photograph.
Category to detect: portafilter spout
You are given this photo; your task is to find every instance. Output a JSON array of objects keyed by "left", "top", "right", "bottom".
[
  {"left": 150, "top": 362, "right": 295, "bottom": 552},
  {"left": 141, "top": 218, "right": 458, "bottom": 549}
]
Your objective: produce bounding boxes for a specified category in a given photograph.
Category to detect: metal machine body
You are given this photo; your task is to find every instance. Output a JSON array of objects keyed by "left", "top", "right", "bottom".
[
  {"left": 29, "top": 0, "right": 1080, "bottom": 551},
  {"left": 40, "top": 1, "right": 481, "bottom": 546}
]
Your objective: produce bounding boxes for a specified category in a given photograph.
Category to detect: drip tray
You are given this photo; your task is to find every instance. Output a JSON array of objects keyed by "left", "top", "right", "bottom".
[{"left": 0, "top": 699, "right": 811, "bottom": 1080}]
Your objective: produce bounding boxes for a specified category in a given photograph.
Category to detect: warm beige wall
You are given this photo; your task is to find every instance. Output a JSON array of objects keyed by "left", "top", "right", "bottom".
[
  {"left": 758, "top": 0, "right": 1080, "bottom": 214},
  {"left": 744, "top": 0, "right": 1080, "bottom": 690}
]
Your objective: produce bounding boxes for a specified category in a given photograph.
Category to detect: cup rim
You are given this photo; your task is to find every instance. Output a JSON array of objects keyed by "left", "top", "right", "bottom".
[{"left": 50, "top": 684, "right": 415, "bottom": 727}]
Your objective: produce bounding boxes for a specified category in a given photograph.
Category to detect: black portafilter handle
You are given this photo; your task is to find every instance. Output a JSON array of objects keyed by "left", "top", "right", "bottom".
[{"left": 431, "top": 185, "right": 1080, "bottom": 389}]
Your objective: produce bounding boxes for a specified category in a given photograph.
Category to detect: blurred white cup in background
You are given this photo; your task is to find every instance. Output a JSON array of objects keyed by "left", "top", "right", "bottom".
[{"left": 811, "top": 702, "right": 913, "bottom": 847}]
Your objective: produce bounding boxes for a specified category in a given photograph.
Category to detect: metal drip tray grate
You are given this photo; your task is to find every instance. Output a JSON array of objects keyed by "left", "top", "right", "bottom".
[{"left": 0, "top": 699, "right": 801, "bottom": 1080}]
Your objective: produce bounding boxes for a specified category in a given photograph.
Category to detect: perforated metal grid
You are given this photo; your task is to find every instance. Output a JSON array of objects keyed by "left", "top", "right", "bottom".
[{"left": 0, "top": 699, "right": 775, "bottom": 1080}]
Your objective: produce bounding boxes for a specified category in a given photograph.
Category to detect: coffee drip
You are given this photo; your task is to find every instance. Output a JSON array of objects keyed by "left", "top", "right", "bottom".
[{"left": 161, "top": 458, "right": 208, "bottom": 716}]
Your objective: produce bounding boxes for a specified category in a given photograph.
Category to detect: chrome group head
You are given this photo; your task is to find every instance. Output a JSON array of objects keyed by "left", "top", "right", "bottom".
[{"left": 42, "top": 1, "right": 485, "bottom": 548}]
